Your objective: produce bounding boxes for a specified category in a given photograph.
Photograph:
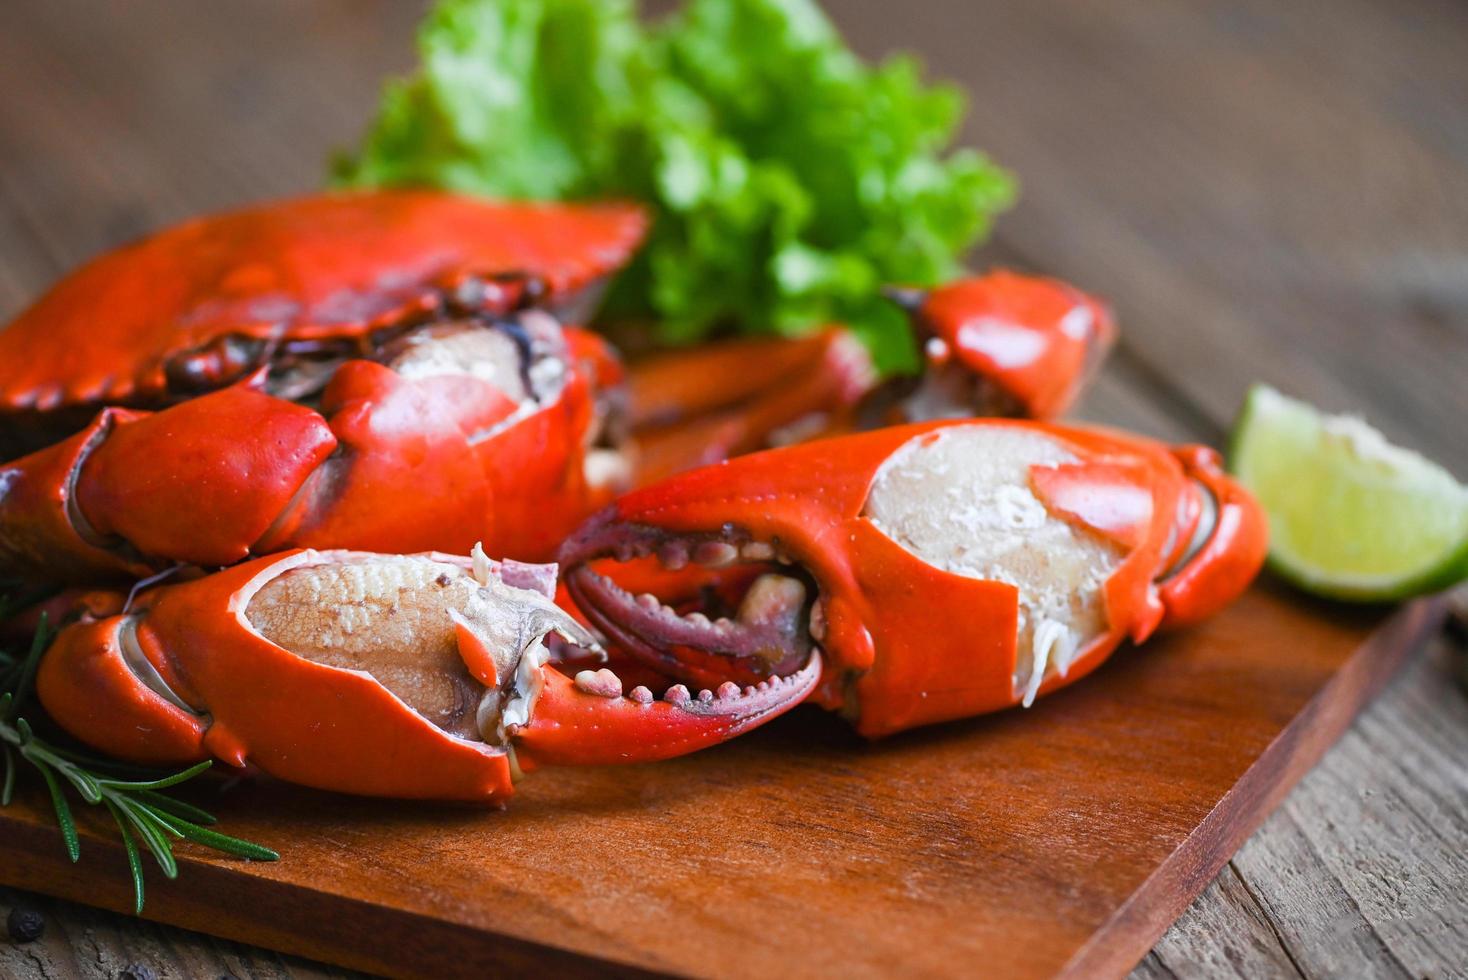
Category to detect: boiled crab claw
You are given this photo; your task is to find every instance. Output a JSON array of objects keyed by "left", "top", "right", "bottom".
[
  {"left": 623, "top": 270, "right": 1116, "bottom": 486},
  {"left": 35, "top": 546, "right": 819, "bottom": 802},
  {"left": 878, "top": 270, "right": 1117, "bottom": 424},
  {"left": 561, "top": 419, "right": 1266, "bottom": 738}
]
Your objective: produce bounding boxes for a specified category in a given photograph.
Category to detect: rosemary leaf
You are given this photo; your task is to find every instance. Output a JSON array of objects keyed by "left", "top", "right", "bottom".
[
  {"left": 150, "top": 809, "right": 280, "bottom": 862},
  {"left": 1, "top": 595, "right": 280, "bottom": 912},
  {"left": 2, "top": 742, "right": 14, "bottom": 806},
  {"left": 105, "top": 798, "right": 147, "bottom": 916},
  {"left": 23, "top": 741, "right": 106, "bottom": 805},
  {"left": 37, "top": 761, "right": 80, "bottom": 862},
  {"left": 134, "top": 789, "right": 218, "bottom": 826},
  {"left": 115, "top": 796, "right": 180, "bottom": 879},
  {"left": 97, "top": 759, "right": 214, "bottom": 792},
  {"left": 49, "top": 743, "right": 170, "bottom": 780},
  {"left": 8, "top": 613, "right": 50, "bottom": 718},
  {"left": 37, "top": 748, "right": 105, "bottom": 804}
]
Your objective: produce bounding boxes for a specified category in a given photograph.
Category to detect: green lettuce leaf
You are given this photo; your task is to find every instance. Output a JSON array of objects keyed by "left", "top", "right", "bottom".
[{"left": 336, "top": 0, "right": 1015, "bottom": 371}]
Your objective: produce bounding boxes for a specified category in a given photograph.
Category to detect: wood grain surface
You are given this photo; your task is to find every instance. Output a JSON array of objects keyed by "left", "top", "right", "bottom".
[{"left": 1, "top": 1, "right": 1466, "bottom": 977}]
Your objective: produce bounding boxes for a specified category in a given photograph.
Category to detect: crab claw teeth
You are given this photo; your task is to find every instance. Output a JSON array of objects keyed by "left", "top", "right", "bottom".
[
  {"left": 809, "top": 599, "right": 827, "bottom": 641},
  {"left": 574, "top": 668, "right": 623, "bottom": 698},
  {"left": 657, "top": 542, "right": 689, "bottom": 570},
  {"left": 511, "top": 652, "right": 823, "bottom": 769},
  {"left": 693, "top": 541, "right": 739, "bottom": 568},
  {"left": 736, "top": 574, "right": 806, "bottom": 630},
  {"left": 741, "top": 542, "right": 775, "bottom": 561}
]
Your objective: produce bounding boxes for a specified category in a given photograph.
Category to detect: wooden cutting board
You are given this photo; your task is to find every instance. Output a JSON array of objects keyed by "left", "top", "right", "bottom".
[{"left": 0, "top": 580, "right": 1443, "bottom": 979}]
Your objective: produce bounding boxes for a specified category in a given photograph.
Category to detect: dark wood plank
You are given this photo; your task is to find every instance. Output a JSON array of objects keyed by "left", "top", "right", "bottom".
[
  {"left": 1131, "top": 864, "right": 1307, "bottom": 980},
  {"left": 0, "top": 885, "right": 347, "bottom": 980}
]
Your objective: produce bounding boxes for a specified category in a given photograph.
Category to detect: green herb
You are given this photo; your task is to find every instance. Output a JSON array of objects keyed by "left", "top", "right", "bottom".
[
  {"left": 336, "top": 0, "right": 1015, "bottom": 372},
  {"left": 0, "top": 608, "right": 278, "bottom": 914}
]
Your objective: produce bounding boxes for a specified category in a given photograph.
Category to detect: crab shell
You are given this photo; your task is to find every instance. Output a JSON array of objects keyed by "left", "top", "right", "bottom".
[
  {"left": 561, "top": 419, "right": 1267, "bottom": 737},
  {"left": 0, "top": 190, "right": 645, "bottom": 433}
]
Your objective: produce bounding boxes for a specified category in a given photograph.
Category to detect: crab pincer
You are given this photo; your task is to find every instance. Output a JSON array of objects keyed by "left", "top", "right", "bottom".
[
  {"left": 622, "top": 270, "right": 1118, "bottom": 486},
  {"left": 560, "top": 419, "right": 1266, "bottom": 737},
  {"left": 881, "top": 270, "right": 1117, "bottom": 424},
  {"left": 35, "top": 547, "right": 818, "bottom": 802}
]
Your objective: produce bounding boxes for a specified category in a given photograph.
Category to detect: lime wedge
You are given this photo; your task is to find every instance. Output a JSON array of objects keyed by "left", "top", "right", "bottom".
[{"left": 1229, "top": 385, "right": 1468, "bottom": 601}]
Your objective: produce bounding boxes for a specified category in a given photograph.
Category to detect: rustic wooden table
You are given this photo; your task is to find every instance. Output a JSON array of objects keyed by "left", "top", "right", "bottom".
[{"left": 1, "top": 1, "right": 1465, "bottom": 977}]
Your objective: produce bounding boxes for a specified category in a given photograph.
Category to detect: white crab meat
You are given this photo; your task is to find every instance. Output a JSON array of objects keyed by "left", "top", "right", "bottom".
[
  {"left": 862, "top": 426, "right": 1125, "bottom": 705},
  {"left": 244, "top": 553, "right": 579, "bottom": 741}
]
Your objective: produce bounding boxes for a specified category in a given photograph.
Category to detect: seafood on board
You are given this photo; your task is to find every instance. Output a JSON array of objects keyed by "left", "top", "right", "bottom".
[{"left": 0, "top": 192, "right": 1264, "bottom": 802}]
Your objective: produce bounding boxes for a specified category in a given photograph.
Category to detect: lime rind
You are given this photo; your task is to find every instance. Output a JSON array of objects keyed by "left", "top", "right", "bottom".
[{"left": 1228, "top": 385, "right": 1468, "bottom": 602}]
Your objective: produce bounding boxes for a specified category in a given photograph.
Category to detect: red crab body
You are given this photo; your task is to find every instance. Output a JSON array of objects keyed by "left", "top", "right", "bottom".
[
  {"left": 0, "top": 191, "right": 647, "bottom": 579},
  {"left": 561, "top": 419, "right": 1266, "bottom": 737}
]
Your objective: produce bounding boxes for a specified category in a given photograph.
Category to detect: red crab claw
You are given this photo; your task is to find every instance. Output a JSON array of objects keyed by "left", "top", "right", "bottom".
[
  {"left": 0, "top": 307, "right": 626, "bottom": 583},
  {"left": 560, "top": 418, "right": 1266, "bottom": 739},
  {"left": 0, "top": 388, "right": 335, "bottom": 581},
  {"left": 1156, "top": 444, "right": 1270, "bottom": 628},
  {"left": 34, "top": 547, "right": 818, "bottom": 802},
  {"left": 617, "top": 271, "right": 1114, "bottom": 488},
  {"left": 883, "top": 270, "right": 1117, "bottom": 422}
]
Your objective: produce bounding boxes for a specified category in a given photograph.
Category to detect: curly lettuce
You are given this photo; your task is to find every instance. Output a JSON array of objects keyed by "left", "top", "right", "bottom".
[{"left": 337, "top": 0, "right": 1015, "bottom": 371}]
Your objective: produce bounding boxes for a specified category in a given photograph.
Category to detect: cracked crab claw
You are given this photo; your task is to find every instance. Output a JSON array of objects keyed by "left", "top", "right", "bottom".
[
  {"left": 882, "top": 270, "right": 1117, "bottom": 423},
  {"left": 35, "top": 545, "right": 819, "bottom": 803},
  {"left": 559, "top": 418, "right": 1265, "bottom": 739}
]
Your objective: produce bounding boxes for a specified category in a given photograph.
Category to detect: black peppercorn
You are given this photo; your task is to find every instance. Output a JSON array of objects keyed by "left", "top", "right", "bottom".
[
  {"left": 5, "top": 906, "right": 44, "bottom": 943},
  {"left": 117, "top": 965, "right": 159, "bottom": 980}
]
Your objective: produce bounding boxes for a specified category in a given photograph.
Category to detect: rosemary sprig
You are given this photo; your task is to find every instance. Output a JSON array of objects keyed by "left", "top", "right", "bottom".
[{"left": 0, "top": 599, "right": 279, "bottom": 913}]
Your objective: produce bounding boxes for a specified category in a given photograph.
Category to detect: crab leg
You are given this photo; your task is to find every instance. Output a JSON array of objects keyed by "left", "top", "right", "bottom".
[
  {"left": 35, "top": 548, "right": 820, "bottom": 802},
  {"left": 628, "top": 329, "right": 876, "bottom": 485},
  {"left": 560, "top": 418, "right": 1266, "bottom": 738},
  {"left": 627, "top": 329, "right": 875, "bottom": 431}
]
